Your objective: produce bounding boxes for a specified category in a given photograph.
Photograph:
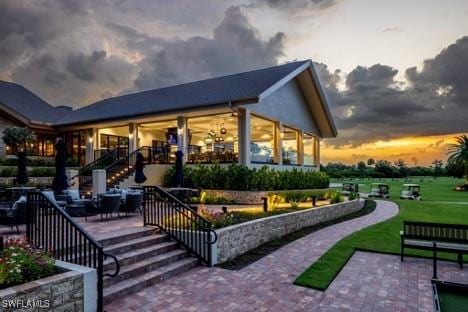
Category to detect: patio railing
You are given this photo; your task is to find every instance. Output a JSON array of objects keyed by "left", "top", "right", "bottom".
[
  {"left": 26, "top": 192, "right": 120, "bottom": 312},
  {"left": 105, "top": 146, "right": 155, "bottom": 189},
  {"left": 143, "top": 186, "right": 217, "bottom": 266}
]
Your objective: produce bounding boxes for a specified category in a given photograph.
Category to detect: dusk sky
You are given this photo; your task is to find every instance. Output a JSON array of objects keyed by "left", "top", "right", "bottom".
[{"left": 1, "top": 0, "right": 467, "bottom": 165}]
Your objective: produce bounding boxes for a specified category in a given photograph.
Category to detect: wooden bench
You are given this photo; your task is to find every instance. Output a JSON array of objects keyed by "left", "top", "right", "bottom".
[{"left": 400, "top": 221, "right": 468, "bottom": 278}]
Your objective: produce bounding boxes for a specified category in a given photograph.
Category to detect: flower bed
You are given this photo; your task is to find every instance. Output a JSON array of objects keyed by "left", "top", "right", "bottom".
[{"left": 0, "top": 237, "right": 55, "bottom": 289}]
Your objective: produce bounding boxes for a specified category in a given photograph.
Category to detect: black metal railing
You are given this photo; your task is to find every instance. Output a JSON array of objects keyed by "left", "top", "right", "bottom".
[
  {"left": 105, "top": 146, "right": 155, "bottom": 189},
  {"left": 143, "top": 186, "right": 217, "bottom": 266},
  {"left": 73, "top": 148, "right": 128, "bottom": 190},
  {"left": 26, "top": 192, "right": 120, "bottom": 311}
]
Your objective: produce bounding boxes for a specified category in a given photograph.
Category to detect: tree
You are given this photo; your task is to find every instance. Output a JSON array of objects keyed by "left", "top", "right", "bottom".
[
  {"left": 367, "top": 158, "right": 375, "bottom": 166},
  {"left": 447, "top": 134, "right": 468, "bottom": 184},
  {"left": 432, "top": 159, "right": 443, "bottom": 179},
  {"left": 394, "top": 159, "right": 408, "bottom": 177},
  {"left": 2, "top": 127, "right": 36, "bottom": 186},
  {"left": 411, "top": 157, "right": 418, "bottom": 167},
  {"left": 2, "top": 127, "right": 35, "bottom": 153},
  {"left": 375, "top": 160, "right": 393, "bottom": 178}
]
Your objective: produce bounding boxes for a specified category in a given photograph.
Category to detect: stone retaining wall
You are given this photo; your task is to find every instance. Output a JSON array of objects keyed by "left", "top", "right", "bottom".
[
  {"left": 0, "top": 261, "right": 96, "bottom": 312},
  {"left": 214, "top": 199, "right": 365, "bottom": 263},
  {"left": 0, "top": 177, "right": 53, "bottom": 186}
]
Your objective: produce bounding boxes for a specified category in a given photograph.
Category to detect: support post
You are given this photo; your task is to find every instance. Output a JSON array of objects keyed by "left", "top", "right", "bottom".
[
  {"left": 129, "top": 123, "right": 139, "bottom": 153},
  {"left": 314, "top": 137, "right": 320, "bottom": 167},
  {"left": 238, "top": 108, "right": 251, "bottom": 166},
  {"left": 274, "top": 122, "right": 283, "bottom": 165},
  {"left": 177, "top": 116, "right": 188, "bottom": 162},
  {"left": 297, "top": 130, "right": 304, "bottom": 166},
  {"left": 85, "top": 128, "right": 95, "bottom": 165}
]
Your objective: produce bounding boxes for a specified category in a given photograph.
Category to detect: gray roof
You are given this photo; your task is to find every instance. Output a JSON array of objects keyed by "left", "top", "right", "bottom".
[
  {"left": 0, "top": 80, "right": 72, "bottom": 125},
  {"left": 55, "top": 60, "right": 310, "bottom": 126}
]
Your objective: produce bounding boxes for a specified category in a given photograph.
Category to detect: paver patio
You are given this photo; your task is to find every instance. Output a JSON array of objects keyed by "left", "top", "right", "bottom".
[{"left": 103, "top": 200, "right": 467, "bottom": 311}]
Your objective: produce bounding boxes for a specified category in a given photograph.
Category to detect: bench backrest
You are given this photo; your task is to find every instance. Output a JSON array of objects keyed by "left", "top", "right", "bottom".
[{"left": 403, "top": 221, "right": 468, "bottom": 243}]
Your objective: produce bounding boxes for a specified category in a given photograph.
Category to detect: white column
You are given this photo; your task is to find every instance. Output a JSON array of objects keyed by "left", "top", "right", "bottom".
[
  {"left": 297, "top": 130, "right": 304, "bottom": 166},
  {"left": 92, "top": 169, "right": 106, "bottom": 196},
  {"left": 274, "top": 122, "right": 283, "bottom": 165},
  {"left": 177, "top": 116, "right": 188, "bottom": 162},
  {"left": 237, "top": 108, "right": 251, "bottom": 166},
  {"left": 129, "top": 123, "right": 138, "bottom": 152},
  {"left": 85, "top": 128, "right": 95, "bottom": 165}
]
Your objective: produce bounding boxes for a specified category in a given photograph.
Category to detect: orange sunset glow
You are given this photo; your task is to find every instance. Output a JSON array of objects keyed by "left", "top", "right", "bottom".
[{"left": 321, "top": 133, "right": 465, "bottom": 166}]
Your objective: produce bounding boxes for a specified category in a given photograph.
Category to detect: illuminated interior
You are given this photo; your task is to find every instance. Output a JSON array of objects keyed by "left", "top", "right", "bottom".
[
  {"left": 187, "top": 113, "right": 238, "bottom": 163},
  {"left": 139, "top": 120, "right": 178, "bottom": 164}
]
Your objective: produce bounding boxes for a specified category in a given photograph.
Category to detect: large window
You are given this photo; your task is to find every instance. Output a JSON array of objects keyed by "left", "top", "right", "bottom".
[
  {"left": 303, "top": 133, "right": 316, "bottom": 166},
  {"left": 187, "top": 113, "right": 238, "bottom": 164},
  {"left": 99, "top": 134, "right": 128, "bottom": 151},
  {"left": 250, "top": 115, "right": 275, "bottom": 163},
  {"left": 6, "top": 134, "right": 55, "bottom": 157},
  {"left": 139, "top": 120, "right": 178, "bottom": 164},
  {"left": 282, "top": 126, "right": 298, "bottom": 165}
]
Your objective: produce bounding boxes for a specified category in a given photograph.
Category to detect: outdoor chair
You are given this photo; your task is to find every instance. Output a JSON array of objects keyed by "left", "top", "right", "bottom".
[
  {"left": 0, "top": 197, "right": 27, "bottom": 234},
  {"left": 42, "top": 190, "right": 67, "bottom": 208},
  {"left": 120, "top": 192, "right": 143, "bottom": 215},
  {"left": 98, "top": 194, "right": 122, "bottom": 220}
]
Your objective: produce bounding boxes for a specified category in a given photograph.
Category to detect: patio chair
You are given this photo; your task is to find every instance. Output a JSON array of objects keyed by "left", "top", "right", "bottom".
[
  {"left": 120, "top": 192, "right": 143, "bottom": 216},
  {"left": 98, "top": 194, "right": 122, "bottom": 220},
  {"left": 0, "top": 197, "right": 27, "bottom": 234}
]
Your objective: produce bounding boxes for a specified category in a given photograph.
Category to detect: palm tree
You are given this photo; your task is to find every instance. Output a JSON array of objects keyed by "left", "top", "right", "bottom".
[{"left": 447, "top": 134, "right": 468, "bottom": 184}]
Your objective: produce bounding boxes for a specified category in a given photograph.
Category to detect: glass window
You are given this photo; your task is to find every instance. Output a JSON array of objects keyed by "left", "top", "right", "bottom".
[
  {"left": 282, "top": 126, "right": 298, "bottom": 165},
  {"left": 303, "top": 133, "right": 316, "bottom": 166},
  {"left": 250, "top": 115, "right": 275, "bottom": 163},
  {"left": 187, "top": 113, "right": 238, "bottom": 164},
  {"left": 139, "top": 120, "right": 178, "bottom": 164}
]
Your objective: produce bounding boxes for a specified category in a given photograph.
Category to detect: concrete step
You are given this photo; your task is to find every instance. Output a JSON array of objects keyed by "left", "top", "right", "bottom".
[
  {"left": 98, "top": 227, "right": 158, "bottom": 247},
  {"left": 103, "top": 241, "right": 180, "bottom": 271},
  {"left": 104, "top": 233, "right": 168, "bottom": 255},
  {"left": 103, "top": 257, "right": 199, "bottom": 304},
  {"left": 103, "top": 249, "right": 189, "bottom": 287}
]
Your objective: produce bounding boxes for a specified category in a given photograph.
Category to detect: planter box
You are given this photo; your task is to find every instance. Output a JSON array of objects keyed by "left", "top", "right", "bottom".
[
  {"left": 203, "top": 188, "right": 330, "bottom": 205},
  {"left": 213, "top": 199, "right": 365, "bottom": 264},
  {"left": 0, "top": 261, "right": 96, "bottom": 312}
]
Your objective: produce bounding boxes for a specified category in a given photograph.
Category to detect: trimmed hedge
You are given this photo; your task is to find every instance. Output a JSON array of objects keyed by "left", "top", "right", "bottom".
[
  {"left": 163, "top": 164, "right": 329, "bottom": 191},
  {"left": 0, "top": 167, "right": 56, "bottom": 177}
]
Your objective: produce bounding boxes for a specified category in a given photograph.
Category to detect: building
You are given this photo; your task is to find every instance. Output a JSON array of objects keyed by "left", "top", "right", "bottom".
[{"left": 0, "top": 60, "right": 336, "bottom": 177}]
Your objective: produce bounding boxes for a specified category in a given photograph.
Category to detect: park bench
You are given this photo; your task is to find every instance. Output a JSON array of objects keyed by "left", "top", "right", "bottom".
[{"left": 400, "top": 221, "right": 468, "bottom": 278}]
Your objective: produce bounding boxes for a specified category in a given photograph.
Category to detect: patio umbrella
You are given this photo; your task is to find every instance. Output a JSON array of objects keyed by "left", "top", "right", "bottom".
[
  {"left": 134, "top": 152, "right": 147, "bottom": 185},
  {"left": 52, "top": 138, "right": 68, "bottom": 194},
  {"left": 16, "top": 151, "right": 28, "bottom": 186},
  {"left": 175, "top": 150, "right": 184, "bottom": 187}
]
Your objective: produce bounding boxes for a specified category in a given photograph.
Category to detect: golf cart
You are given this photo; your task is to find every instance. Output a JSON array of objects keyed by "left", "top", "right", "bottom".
[
  {"left": 341, "top": 182, "right": 359, "bottom": 196},
  {"left": 368, "top": 183, "right": 390, "bottom": 198},
  {"left": 400, "top": 184, "right": 421, "bottom": 200}
]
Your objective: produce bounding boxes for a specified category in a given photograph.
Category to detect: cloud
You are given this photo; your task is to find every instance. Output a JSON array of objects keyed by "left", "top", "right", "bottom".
[
  {"left": 381, "top": 27, "right": 402, "bottom": 33},
  {"left": 317, "top": 36, "right": 468, "bottom": 147},
  {"left": 133, "top": 6, "right": 285, "bottom": 91},
  {"left": 251, "top": 0, "right": 336, "bottom": 10}
]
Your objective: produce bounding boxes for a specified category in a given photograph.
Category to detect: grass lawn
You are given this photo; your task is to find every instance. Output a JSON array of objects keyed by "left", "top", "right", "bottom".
[{"left": 294, "top": 176, "right": 468, "bottom": 291}]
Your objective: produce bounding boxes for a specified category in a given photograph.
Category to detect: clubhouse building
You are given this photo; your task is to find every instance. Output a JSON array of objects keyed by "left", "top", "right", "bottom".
[{"left": 0, "top": 60, "right": 337, "bottom": 173}]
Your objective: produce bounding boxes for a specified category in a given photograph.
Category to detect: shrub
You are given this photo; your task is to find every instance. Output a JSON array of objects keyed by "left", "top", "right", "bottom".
[
  {"left": 0, "top": 237, "right": 55, "bottom": 289},
  {"left": 199, "top": 193, "right": 234, "bottom": 205},
  {"left": 283, "top": 190, "right": 309, "bottom": 209},
  {"left": 0, "top": 167, "right": 17, "bottom": 177},
  {"left": 29, "top": 167, "right": 55, "bottom": 177},
  {"left": 163, "top": 164, "right": 329, "bottom": 191},
  {"left": 328, "top": 190, "right": 344, "bottom": 204}
]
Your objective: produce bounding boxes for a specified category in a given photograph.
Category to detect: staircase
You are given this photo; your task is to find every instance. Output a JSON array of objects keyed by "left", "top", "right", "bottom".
[{"left": 100, "top": 227, "right": 199, "bottom": 304}]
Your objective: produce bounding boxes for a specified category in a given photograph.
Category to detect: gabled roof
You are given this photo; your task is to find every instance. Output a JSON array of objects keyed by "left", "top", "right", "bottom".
[
  {"left": 55, "top": 60, "right": 310, "bottom": 126},
  {"left": 0, "top": 81, "right": 72, "bottom": 126}
]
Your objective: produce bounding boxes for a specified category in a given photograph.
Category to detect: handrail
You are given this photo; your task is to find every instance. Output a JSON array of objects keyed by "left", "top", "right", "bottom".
[
  {"left": 26, "top": 192, "right": 120, "bottom": 311},
  {"left": 105, "top": 146, "right": 154, "bottom": 189},
  {"left": 143, "top": 185, "right": 217, "bottom": 266}
]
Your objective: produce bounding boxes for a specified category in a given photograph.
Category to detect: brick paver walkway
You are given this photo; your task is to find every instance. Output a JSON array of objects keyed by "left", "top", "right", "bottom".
[{"left": 105, "top": 200, "right": 466, "bottom": 312}]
